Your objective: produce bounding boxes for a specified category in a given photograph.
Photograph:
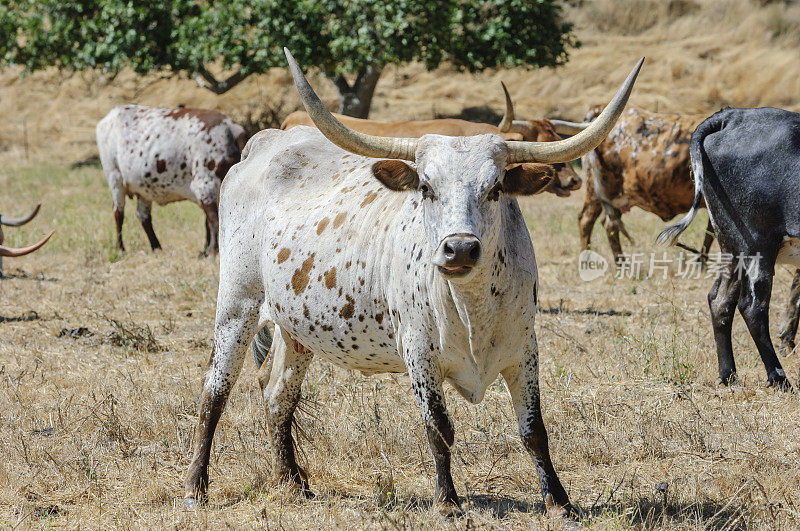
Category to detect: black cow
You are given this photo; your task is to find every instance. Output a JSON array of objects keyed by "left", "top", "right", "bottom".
[{"left": 658, "top": 107, "right": 800, "bottom": 389}]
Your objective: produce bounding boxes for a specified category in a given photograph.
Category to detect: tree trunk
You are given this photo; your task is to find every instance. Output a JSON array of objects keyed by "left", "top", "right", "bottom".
[{"left": 329, "top": 65, "right": 383, "bottom": 119}]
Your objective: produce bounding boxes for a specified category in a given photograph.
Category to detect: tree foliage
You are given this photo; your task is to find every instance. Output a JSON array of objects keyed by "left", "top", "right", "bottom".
[{"left": 1, "top": 0, "right": 576, "bottom": 117}]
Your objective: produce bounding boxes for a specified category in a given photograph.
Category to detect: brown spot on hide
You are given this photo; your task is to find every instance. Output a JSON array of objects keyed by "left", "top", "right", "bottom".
[
  {"left": 277, "top": 248, "right": 290, "bottom": 263},
  {"left": 156, "top": 159, "right": 167, "bottom": 173},
  {"left": 291, "top": 254, "right": 315, "bottom": 295},
  {"left": 164, "top": 107, "right": 228, "bottom": 132},
  {"left": 317, "top": 217, "right": 330, "bottom": 235},
  {"left": 333, "top": 212, "right": 347, "bottom": 228},
  {"left": 324, "top": 267, "right": 337, "bottom": 289},
  {"left": 360, "top": 191, "right": 379, "bottom": 208},
  {"left": 339, "top": 295, "right": 355, "bottom": 319},
  {"left": 215, "top": 157, "right": 236, "bottom": 179},
  {"left": 375, "top": 312, "right": 384, "bottom": 324}
]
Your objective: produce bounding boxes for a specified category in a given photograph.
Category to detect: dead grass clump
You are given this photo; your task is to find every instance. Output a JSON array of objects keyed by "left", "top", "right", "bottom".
[
  {"left": 584, "top": 0, "right": 698, "bottom": 35},
  {"left": 102, "top": 315, "right": 162, "bottom": 353}
]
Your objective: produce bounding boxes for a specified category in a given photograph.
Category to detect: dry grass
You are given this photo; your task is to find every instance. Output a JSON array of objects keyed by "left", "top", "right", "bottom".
[
  {"left": 3, "top": 160, "right": 800, "bottom": 529},
  {"left": 3, "top": 1, "right": 800, "bottom": 528}
]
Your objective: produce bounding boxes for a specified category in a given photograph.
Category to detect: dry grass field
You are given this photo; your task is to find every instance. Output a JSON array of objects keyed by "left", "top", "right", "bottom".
[
  {"left": 3, "top": 160, "right": 800, "bottom": 530},
  {"left": 3, "top": 0, "right": 800, "bottom": 528}
]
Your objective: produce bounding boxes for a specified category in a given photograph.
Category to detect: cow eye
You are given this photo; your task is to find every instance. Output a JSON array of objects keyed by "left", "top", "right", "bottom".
[
  {"left": 487, "top": 182, "right": 503, "bottom": 201},
  {"left": 419, "top": 182, "right": 435, "bottom": 200}
]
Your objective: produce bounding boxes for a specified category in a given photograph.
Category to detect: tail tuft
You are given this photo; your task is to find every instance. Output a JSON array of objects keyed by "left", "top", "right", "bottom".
[
  {"left": 251, "top": 325, "right": 273, "bottom": 368},
  {"left": 656, "top": 217, "right": 694, "bottom": 247}
]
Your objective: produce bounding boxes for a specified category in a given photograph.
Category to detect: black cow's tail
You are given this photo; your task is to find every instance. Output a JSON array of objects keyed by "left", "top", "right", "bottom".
[
  {"left": 251, "top": 324, "right": 273, "bottom": 369},
  {"left": 656, "top": 115, "right": 719, "bottom": 246}
]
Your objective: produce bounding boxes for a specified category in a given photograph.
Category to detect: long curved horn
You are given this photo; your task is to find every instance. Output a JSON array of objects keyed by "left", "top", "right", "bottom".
[
  {"left": 284, "top": 48, "right": 417, "bottom": 161},
  {"left": 0, "top": 230, "right": 53, "bottom": 257},
  {"left": 506, "top": 58, "right": 644, "bottom": 164},
  {"left": 498, "top": 82, "right": 531, "bottom": 135},
  {"left": 550, "top": 120, "right": 590, "bottom": 136},
  {"left": 0, "top": 204, "right": 41, "bottom": 226}
]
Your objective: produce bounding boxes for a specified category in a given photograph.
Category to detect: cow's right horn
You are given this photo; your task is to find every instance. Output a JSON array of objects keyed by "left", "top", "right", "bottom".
[
  {"left": 506, "top": 58, "right": 644, "bottom": 164},
  {"left": 285, "top": 48, "right": 418, "bottom": 161},
  {"left": 0, "top": 204, "right": 41, "bottom": 226},
  {"left": 0, "top": 231, "right": 54, "bottom": 257}
]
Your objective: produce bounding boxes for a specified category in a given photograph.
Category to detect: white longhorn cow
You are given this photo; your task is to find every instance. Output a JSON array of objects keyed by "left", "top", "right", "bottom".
[
  {"left": 96, "top": 105, "right": 246, "bottom": 254},
  {"left": 183, "top": 49, "right": 643, "bottom": 516}
]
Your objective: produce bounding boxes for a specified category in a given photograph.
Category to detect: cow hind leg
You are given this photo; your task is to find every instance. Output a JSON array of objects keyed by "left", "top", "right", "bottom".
[
  {"left": 577, "top": 200, "right": 602, "bottom": 251},
  {"left": 502, "top": 336, "right": 572, "bottom": 517},
  {"left": 708, "top": 264, "right": 741, "bottom": 385},
  {"left": 136, "top": 198, "right": 161, "bottom": 251},
  {"left": 183, "top": 291, "right": 261, "bottom": 506},
  {"left": 699, "top": 218, "right": 715, "bottom": 266},
  {"left": 778, "top": 269, "right": 800, "bottom": 355},
  {"left": 201, "top": 202, "right": 219, "bottom": 257},
  {"left": 259, "top": 328, "right": 313, "bottom": 495},
  {"left": 109, "top": 177, "right": 126, "bottom": 251},
  {"left": 737, "top": 264, "right": 791, "bottom": 389},
  {"left": 601, "top": 206, "right": 626, "bottom": 264}
]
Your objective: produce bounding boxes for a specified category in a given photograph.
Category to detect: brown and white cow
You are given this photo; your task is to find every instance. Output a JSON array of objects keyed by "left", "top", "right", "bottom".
[
  {"left": 0, "top": 204, "right": 53, "bottom": 277},
  {"left": 182, "top": 48, "right": 643, "bottom": 516},
  {"left": 281, "top": 93, "right": 582, "bottom": 197},
  {"left": 96, "top": 105, "right": 246, "bottom": 254},
  {"left": 564, "top": 106, "right": 714, "bottom": 263}
]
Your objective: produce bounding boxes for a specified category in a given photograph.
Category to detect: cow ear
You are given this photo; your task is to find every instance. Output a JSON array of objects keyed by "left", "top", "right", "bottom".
[
  {"left": 503, "top": 163, "right": 556, "bottom": 196},
  {"left": 371, "top": 160, "right": 420, "bottom": 192}
]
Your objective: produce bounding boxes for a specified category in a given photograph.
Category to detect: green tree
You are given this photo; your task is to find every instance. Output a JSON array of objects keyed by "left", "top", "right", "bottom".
[{"left": 2, "top": 0, "right": 575, "bottom": 118}]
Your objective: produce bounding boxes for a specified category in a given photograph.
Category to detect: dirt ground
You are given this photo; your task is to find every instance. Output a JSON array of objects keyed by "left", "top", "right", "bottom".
[
  {"left": 2, "top": 161, "right": 800, "bottom": 530},
  {"left": 4, "top": 0, "right": 800, "bottom": 528}
]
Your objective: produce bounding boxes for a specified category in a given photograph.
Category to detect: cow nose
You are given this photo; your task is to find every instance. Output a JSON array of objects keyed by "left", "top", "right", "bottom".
[{"left": 442, "top": 235, "right": 481, "bottom": 267}]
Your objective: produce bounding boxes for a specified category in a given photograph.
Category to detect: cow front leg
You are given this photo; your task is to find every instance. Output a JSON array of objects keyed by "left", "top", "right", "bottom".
[
  {"left": 737, "top": 265, "right": 791, "bottom": 389},
  {"left": 183, "top": 292, "right": 260, "bottom": 506},
  {"left": 136, "top": 198, "right": 161, "bottom": 250},
  {"left": 502, "top": 334, "right": 572, "bottom": 517},
  {"left": 778, "top": 269, "right": 800, "bottom": 355},
  {"left": 201, "top": 202, "right": 219, "bottom": 256},
  {"left": 403, "top": 340, "right": 460, "bottom": 515},
  {"left": 259, "top": 328, "right": 313, "bottom": 495}
]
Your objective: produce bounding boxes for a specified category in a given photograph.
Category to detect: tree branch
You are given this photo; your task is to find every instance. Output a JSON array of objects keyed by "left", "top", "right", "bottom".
[{"left": 192, "top": 65, "right": 250, "bottom": 95}]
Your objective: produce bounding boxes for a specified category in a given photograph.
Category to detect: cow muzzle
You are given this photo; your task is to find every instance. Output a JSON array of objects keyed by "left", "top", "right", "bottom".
[{"left": 434, "top": 234, "right": 482, "bottom": 277}]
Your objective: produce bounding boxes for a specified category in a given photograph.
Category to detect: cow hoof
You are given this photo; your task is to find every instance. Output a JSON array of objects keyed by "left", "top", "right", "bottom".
[
  {"left": 545, "top": 493, "right": 576, "bottom": 519},
  {"left": 767, "top": 376, "right": 792, "bottom": 392},
  {"left": 183, "top": 497, "right": 201, "bottom": 511},
  {"left": 435, "top": 500, "right": 464, "bottom": 518},
  {"left": 779, "top": 340, "right": 795, "bottom": 357},
  {"left": 718, "top": 372, "right": 737, "bottom": 386}
]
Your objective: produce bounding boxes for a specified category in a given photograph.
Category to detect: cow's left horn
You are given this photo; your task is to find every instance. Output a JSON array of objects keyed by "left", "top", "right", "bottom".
[
  {"left": 550, "top": 120, "right": 590, "bottom": 136},
  {"left": 498, "top": 82, "right": 531, "bottom": 135},
  {"left": 284, "top": 48, "right": 417, "bottom": 161},
  {"left": 0, "top": 231, "right": 54, "bottom": 257},
  {"left": 506, "top": 58, "right": 644, "bottom": 164},
  {"left": 0, "top": 204, "right": 41, "bottom": 226}
]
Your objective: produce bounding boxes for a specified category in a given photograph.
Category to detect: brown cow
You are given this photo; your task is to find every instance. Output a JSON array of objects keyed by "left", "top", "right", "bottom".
[
  {"left": 0, "top": 204, "right": 54, "bottom": 277},
  {"left": 568, "top": 106, "right": 714, "bottom": 263},
  {"left": 281, "top": 90, "right": 582, "bottom": 197}
]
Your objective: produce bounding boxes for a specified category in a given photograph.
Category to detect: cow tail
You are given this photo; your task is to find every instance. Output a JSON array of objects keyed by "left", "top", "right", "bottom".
[
  {"left": 656, "top": 115, "right": 718, "bottom": 247},
  {"left": 250, "top": 324, "right": 273, "bottom": 369}
]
